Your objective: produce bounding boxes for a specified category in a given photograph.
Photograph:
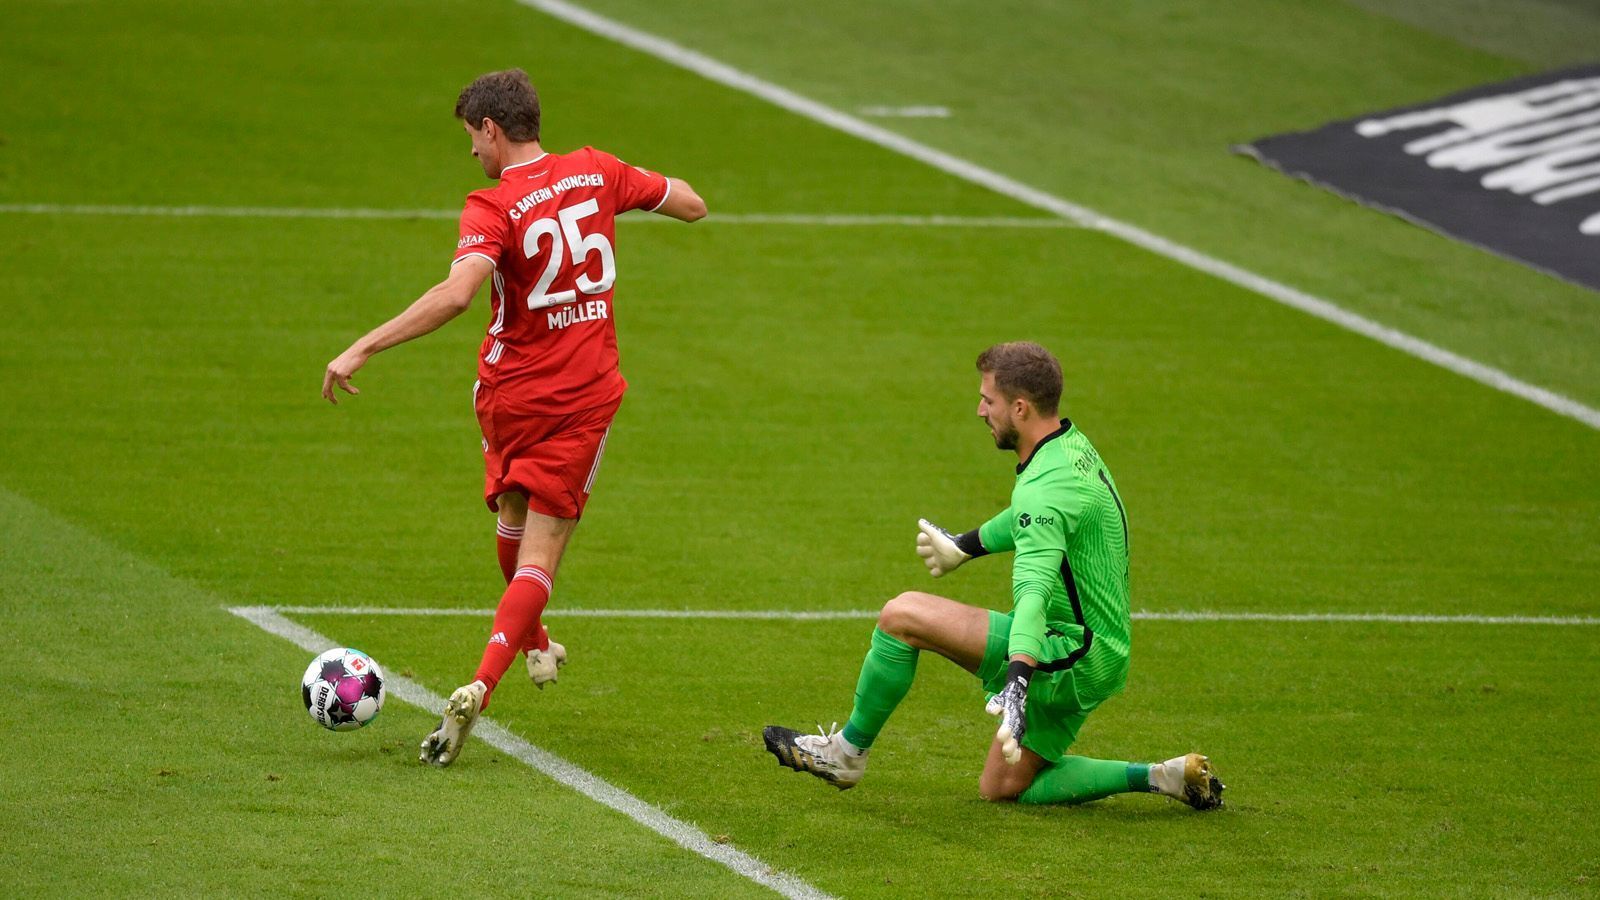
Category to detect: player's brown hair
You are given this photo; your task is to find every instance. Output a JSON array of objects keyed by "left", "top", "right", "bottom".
[
  {"left": 455, "top": 69, "right": 541, "bottom": 142},
  {"left": 976, "top": 342, "right": 1063, "bottom": 415}
]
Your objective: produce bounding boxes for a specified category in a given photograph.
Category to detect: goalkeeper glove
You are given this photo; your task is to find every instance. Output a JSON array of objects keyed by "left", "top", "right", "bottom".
[
  {"left": 985, "top": 660, "right": 1034, "bottom": 764},
  {"left": 915, "top": 518, "right": 971, "bottom": 577}
]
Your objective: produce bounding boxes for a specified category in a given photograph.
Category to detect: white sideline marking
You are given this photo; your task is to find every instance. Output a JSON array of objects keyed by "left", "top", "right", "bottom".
[
  {"left": 859, "top": 105, "right": 952, "bottom": 118},
  {"left": 269, "top": 605, "right": 1600, "bottom": 626},
  {"left": 517, "top": 0, "right": 1600, "bottom": 433},
  {"left": 0, "top": 202, "right": 1067, "bottom": 229},
  {"left": 228, "top": 606, "right": 831, "bottom": 900}
]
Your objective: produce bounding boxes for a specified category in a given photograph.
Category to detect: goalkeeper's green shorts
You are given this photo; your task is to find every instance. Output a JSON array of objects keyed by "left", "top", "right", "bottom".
[{"left": 978, "top": 610, "right": 1099, "bottom": 763}]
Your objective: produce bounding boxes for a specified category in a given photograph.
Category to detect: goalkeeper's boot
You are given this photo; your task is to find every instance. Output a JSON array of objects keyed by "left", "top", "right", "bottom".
[
  {"left": 762, "top": 724, "right": 867, "bottom": 790},
  {"left": 1151, "top": 753, "right": 1225, "bottom": 810},
  {"left": 419, "top": 680, "right": 487, "bottom": 767},
  {"left": 526, "top": 640, "right": 567, "bottom": 690}
]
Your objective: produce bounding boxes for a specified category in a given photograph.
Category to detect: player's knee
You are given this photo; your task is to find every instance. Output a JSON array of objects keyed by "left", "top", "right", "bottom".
[
  {"left": 497, "top": 492, "right": 529, "bottom": 523},
  {"left": 877, "top": 592, "right": 927, "bottom": 639},
  {"left": 978, "top": 772, "right": 1022, "bottom": 802}
]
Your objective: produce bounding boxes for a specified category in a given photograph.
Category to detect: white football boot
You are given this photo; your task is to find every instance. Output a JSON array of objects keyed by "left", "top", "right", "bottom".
[
  {"left": 526, "top": 640, "right": 567, "bottom": 689},
  {"left": 418, "top": 680, "right": 487, "bottom": 767},
  {"left": 762, "top": 724, "right": 868, "bottom": 790},
  {"left": 1149, "top": 752, "right": 1225, "bottom": 810}
]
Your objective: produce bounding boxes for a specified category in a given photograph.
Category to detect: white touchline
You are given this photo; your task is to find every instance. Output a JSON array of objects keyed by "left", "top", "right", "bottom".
[
  {"left": 266, "top": 605, "right": 1600, "bottom": 626},
  {"left": 516, "top": 0, "right": 1600, "bottom": 433},
  {"left": 858, "top": 105, "right": 953, "bottom": 118},
  {"left": 0, "top": 203, "right": 1069, "bottom": 229},
  {"left": 228, "top": 605, "right": 832, "bottom": 900}
]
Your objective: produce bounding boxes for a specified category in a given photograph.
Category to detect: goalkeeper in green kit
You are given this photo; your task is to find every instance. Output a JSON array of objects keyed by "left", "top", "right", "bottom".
[{"left": 763, "top": 342, "right": 1224, "bottom": 809}]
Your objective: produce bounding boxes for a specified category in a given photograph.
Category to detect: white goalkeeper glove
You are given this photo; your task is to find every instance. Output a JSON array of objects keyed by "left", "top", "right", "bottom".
[
  {"left": 915, "top": 518, "right": 971, "bottom": 578},
  {"left": 985, "top": 660, "right": 1033, "bottom": 764}
]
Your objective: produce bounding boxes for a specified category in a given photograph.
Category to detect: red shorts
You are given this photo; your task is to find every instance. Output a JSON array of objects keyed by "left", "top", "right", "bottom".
[{"left": 474, "top": 385, "right": 621, "bottom": 520}]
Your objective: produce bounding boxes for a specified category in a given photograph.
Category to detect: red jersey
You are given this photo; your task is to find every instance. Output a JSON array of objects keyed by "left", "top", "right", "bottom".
[{"left": 453, "top": 147, "right": 671, "bottom": 413}]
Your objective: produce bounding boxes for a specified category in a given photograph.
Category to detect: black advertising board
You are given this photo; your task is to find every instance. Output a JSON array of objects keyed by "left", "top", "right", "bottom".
[{"left": 1238, "top": 66, "right": 1600, "bottom": 292}]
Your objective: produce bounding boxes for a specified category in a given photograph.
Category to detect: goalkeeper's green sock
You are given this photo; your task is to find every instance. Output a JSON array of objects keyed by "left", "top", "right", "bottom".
[
  {"left": 839, "top": 628, "right": 919, "bottom": 751},
  {"left": 1017, "top": 756, "right": 1151, "bottom": 805}
]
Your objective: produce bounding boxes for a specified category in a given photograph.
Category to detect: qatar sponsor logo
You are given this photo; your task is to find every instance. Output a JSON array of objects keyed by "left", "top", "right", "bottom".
[{"left": 458, "top": 234, "right": 487, "bottom": 248}]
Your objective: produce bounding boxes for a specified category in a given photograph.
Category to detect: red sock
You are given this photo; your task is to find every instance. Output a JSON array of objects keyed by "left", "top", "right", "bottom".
[
  {"left": 495, "top": 522, "right": 550, "bottom": 654},
  {"left": 521, "top": 623, "right": 551, "bottom": 654},
  {"left": 495, "top": 521, "right": 523, "bottom": 583},
  {"left": 473, "top": 565, "right": 552, "bottom": 706}
]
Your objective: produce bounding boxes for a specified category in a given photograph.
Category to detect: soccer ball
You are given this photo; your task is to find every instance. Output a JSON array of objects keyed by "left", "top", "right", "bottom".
[{"left": 301, "top": 648, "right": 386, "bottom": 731}]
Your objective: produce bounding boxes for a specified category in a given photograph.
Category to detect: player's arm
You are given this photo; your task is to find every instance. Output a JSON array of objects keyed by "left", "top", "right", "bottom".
[
  {"left": 652, "top": 177, "right": 707, "bottom": 222},
  {"left": 1006, "top": 479, "right": 1075, "bottom": 663},
  {"left": 986, "top": 527, "right": 1063, "bottom": 764},
  {"left": 988, "top": 480, "right": 1072, "bottom": 763},
  {"left": 1006, "top": 547, "right": 1061, "bottom": 665},
  {"left": 914, "top": 506, "right": 1015, "bottom": 577},
  {"left": 322, "top": 256, "right": 493, "bottom": 404},
  {"left": 977, "top": 507, "right": 1018, "bottom": 554}
]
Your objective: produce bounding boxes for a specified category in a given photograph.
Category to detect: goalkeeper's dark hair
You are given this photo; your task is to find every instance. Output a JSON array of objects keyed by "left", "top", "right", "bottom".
[
  {"left": 455, "top": 69, "right": 541, "bottom": 142},
  {"left": 976, "top": 342, "right": 1062, "bottom": 415}
]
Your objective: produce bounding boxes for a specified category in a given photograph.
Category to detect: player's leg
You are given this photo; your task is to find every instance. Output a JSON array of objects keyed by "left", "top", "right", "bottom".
[
  {"left": 972, "top": 617, "right": 1156, "bottom": 805},
  {"left": 763, "top": 592, "right": 990, "bottom": 789},
  {"left": 421, "top": 508, "right": 575, "bottom": 767},
  {"left": 1010, "top": 750, "right": 1223, "bottom": 810},
  {"left": 473, "top": 507, "right": 576, "bottom": 703},
  {"left": 491, "top": 491, "right": 562, "bottom": 664},
  {"left": 495, "top": 491, "right": 527, "bottom": 583},
  {"left": 501, "top": 400, "right": 616, "bottom": 692},
  {"left": 512, "top": 507, "right": 572, "bottom": 686},
  {"left": 978, "top": 741, "right": 1051, "bottom": 801},
  {"left": 841, "top": 590, "right": 990, "bottom": 748},
  {"left": 979, "top": 679, "right": 1224, "bottom": 809}
]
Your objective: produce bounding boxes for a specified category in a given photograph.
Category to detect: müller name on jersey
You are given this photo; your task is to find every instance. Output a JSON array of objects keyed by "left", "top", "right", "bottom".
[
  {"left": 509, "top": 172, "right": 608, "bottom": 221},
  {"left": 546, "top": 299, "right": 608, "bottom": 331}
]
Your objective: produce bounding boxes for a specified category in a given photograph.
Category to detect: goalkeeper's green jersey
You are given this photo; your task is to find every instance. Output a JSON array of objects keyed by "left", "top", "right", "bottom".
[{"left": 977, "top": 419, "right": 1131, "bottom": 706}]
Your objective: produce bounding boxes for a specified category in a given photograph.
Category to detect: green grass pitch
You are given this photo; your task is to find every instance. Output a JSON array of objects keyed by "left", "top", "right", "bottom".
[{"left": 2, "top": 0, "right": 1597, "bottom": 896}]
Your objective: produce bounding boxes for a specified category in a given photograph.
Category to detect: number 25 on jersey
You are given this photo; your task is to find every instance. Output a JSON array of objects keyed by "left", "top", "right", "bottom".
[{"left": 522, "top": 199, "right": 615, "bottom": 310}]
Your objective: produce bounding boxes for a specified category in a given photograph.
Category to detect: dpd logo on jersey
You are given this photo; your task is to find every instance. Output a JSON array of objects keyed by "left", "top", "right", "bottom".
[{"left": 1018, "top": 513, "right": 1031, "bottom": 528}]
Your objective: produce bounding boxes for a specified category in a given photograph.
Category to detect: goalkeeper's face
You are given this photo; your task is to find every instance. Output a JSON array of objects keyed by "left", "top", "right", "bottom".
[{"left": 977, "top": 373, "right": 1022, "bottom": 451}]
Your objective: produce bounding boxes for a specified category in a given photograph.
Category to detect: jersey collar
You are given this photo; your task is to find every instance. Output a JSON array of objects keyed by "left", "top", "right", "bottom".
[
  {"left": 499, "top": 153, "right": 549, "bottom": 177},
  {"left": 1016, "top": 418, "right": 1073, "bottom": 475}
]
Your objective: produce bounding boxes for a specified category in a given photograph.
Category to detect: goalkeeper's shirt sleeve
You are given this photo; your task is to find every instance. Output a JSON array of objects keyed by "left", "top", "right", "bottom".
[
  {"left": 1006, "top": 481, "right": 1071, "bottom": 662},
  {"left": 1009, "top": 546, "right": 1063, "bottom": 662},
  {"left": 978, "top": 507, "right": 1017, "bottom": 554}
]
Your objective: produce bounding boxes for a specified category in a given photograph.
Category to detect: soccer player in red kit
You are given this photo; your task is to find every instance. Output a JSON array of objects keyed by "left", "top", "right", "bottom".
[{"left": 322, "top": 69, "right": 706, "bottom": 766}]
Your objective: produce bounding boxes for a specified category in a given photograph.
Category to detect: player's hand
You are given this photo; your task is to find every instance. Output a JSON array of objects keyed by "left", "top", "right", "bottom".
[
  {"left": 985, "top": 660, "right": 1034, "bottom": 764},
  {"left": 915, "top": 519, "right": 971, "bottom": 577},
  {"left": 322, "top": 347, "right": 368, "bottom": 405}
]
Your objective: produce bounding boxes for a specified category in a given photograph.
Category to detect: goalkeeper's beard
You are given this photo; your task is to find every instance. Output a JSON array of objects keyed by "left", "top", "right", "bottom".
[{"left": 988, "top": 414, "right": 1020, "bottom": 451}]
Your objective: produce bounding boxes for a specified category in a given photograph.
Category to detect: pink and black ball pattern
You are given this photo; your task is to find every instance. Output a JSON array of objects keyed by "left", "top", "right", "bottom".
[{"left": 301, "top": 648, "right": 386, "bottom": 731}]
